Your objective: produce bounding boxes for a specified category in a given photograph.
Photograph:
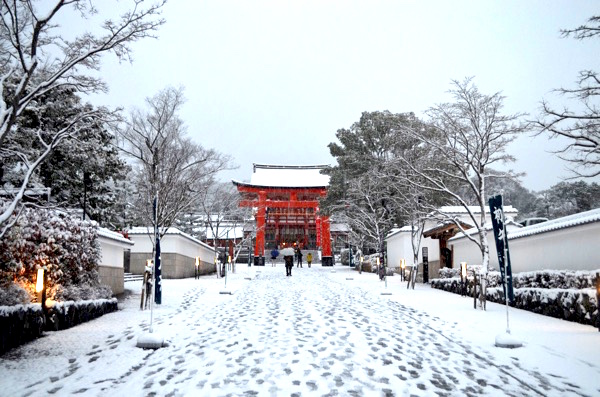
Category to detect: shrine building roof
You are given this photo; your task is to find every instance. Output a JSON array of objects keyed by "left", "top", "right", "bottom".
[{"left": 232, "top": 164, "right": 330, "bottom": 189}]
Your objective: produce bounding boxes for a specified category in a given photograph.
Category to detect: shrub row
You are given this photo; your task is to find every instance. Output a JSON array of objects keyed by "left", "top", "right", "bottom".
[
  {"left": 437, "top": 268, "right": 599, "bottom": 290},
  {"left": 431, "top": 271, "right": 599, "bottom": 326},
  {"left": 0, "top": 305, "right": 45, "bottom": 355},
  {"left": 0, "top": 298, "right": 118, "bottom": 355}
]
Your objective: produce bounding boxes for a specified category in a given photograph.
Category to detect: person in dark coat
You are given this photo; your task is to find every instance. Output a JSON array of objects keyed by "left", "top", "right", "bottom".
[
  {"left": 270, "top": 248, "right": 279, "bottom": 267},
  {"left": 284, "top": 255, "right": 294, "bottom": 276},
  {"left": 296, "top": 249, "right": 303, "bottom": 267}
]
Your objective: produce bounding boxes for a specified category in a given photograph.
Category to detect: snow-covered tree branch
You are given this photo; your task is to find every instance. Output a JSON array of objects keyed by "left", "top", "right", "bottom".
[
  {"left": 118, "top": 87, "right": 233, "bottom": 237},
  {"left": 535, "top": 14, "right": 600, "bottom": 178},
  {"left": 397, "top": 78, "right": 529, "bottom": 274},
  {"left": 0, "top": 0, "right": 166, "bottom": 236}
]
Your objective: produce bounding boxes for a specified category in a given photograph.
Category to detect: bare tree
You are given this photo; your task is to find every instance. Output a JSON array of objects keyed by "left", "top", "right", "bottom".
[
  {"left": 385, "top": 115, "right": 441, "bottom": 267},
  {"left": 535, "top": 15, "right": 600, "bottom": 178},
  {"left": 197, "top": 182, "right": 255, "bottom": 275},
  {"left": 0, "top": 0, "right": 166, "bottom": 236},
  {"left": 398, "top": 78, "right": 529, "bottom": 281},
  {"left": 118, "top": 87, "right": 233, "bottom": 236},
  {"left": 338, "top": 172, "right": 396, "bottom": 256}
]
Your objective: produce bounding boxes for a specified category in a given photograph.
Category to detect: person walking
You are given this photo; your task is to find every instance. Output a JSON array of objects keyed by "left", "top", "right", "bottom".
[
  {"left": 284, "top": 255, "right": 294, "bottom": 276},
  {"left": 306, "top": 252, "right": 313, "bottom": 268},
  {"left": 297, "top": 249, "right": 303, "bottom": 267},
  {"left": 270, "top": 248, "right": 279, "bottom": 267}
]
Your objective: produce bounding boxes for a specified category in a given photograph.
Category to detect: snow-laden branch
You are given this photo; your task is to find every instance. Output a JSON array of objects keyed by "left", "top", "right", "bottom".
[{"left": 0, "top": 0, "right": 166, "bottom": 233}]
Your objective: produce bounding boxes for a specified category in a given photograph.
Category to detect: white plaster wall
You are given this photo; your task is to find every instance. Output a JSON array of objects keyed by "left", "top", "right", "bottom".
[
  {"left": 449, "top": 230, "right": 498, "bottom": 269},
  {"left": 129, "top": 232, "right": 215, "bottom": 263},
  {"left": 386, "top": 232, "right": 439, "bottom": 267},
  {"left": 449, "top": 222, "right": 600, "bottom": 273},
  {"left": 129, "top": 233, "right": 155, "bottom": 253},
  {"left": 510, "top": 222, "right": 599, "bottom": 272},
  {"left": 386, "top": 232, "right": 411, "bottom": 269},
  {"left": 98, "top": 237, "right": 132, "bottom": 269}
]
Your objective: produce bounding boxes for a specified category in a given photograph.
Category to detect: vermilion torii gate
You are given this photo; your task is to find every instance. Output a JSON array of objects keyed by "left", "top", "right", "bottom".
[{"left": 232, "top": 164, "right": 333, "bottom": 266}]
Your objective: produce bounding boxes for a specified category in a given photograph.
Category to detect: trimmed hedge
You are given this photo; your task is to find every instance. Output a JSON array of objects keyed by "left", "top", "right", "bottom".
[
  {"left": 0, "top": 298, "right": 118, "bottom": 355},
  {"left": 431, "top": 269, "right": 599, "bottom": 326},
  {"left": 0, "top": 305, "right": 45, "bottom": 355}
]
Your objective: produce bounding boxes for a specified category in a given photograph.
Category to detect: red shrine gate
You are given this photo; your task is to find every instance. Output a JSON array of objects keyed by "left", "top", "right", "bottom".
[{"left": 232, "top": 165, "right": 333, "bottom": 266}]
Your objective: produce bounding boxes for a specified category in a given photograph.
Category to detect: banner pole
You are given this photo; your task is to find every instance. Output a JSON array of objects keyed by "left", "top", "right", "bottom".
[{"left": 501, "top": 197, "right": 510, "bottom": 334}]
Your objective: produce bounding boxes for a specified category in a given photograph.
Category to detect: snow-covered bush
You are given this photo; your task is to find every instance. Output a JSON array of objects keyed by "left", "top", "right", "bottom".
[
  {"left": 438, "top": 267, "right": 598, "bottom": 290},
  {"left": 431, "top": 268, "right": 600, "bottom": 325},
  {"left": 0, "top": 283, "right": 30, "bottom": 306},
  {"left": 438, "top": 268, "right": 460, "bottom": 279},
  {"left": 0, "top": 201, "right": 109, "bottom": 304},
  {"left": 54, "top": 284, "right": 112, "bottom": 301}
]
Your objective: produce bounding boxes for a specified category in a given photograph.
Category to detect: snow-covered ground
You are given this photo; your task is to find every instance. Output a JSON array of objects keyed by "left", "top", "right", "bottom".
[{"left": 1, "top": 264, "right": 599, "bottom": 396}]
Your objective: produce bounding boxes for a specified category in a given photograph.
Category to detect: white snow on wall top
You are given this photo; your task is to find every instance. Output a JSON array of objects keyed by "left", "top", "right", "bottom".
[
  {"left": 438, "top": 205, "right": 518, "bottom": 214},
  {"left": 238, "top": 164, "right": 330, "bottom": 188},
  {"left": 508, "top": 208, "right": 600, "bottom": 240},
  {"left": 386, "top": 226, "right": 414, "bottom": 239},
  {"left": 205, "top": 226, "right": 244, "bottom": 239},
  {"left": 97, "top": 227, "right": 134, "bottom": 245},
  {"left": 128, "top": 226, "right": 215, "bottom": 251}
]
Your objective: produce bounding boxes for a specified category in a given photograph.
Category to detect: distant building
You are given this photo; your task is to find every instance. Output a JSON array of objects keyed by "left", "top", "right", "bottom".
[
  {"left": 386, "top": 205, "right": 519, "bottom": 281},
  {"left": 97, "top": 227, "right": 134, "bottom": 295},
  {"left": 127, "top": 227, "right": 216, "bottom": 278},
  {"left": 233, "top": 164, "right": 337, "bottom": 266}
]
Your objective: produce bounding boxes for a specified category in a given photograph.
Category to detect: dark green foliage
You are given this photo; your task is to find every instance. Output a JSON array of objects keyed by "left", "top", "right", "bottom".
[
  {"left": 537, "top": 181, "right": 600, "bottom": 219},
  {"left": 0, "top": 202, "right": 107, "bottom": 302},
  {"left": 1, "top": 86, "right": 131, "bottom": 229}
]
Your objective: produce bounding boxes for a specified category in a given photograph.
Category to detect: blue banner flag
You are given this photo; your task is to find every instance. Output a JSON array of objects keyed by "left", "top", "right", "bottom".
[
  {"left": 154, "top": 233, "right": 162, "bottom": 304},
  {"left": 153, "top": 196, "right": 162, "bottom": 305},
  {"left": 488, "top": 195, "right": 514, "bottom": 302}
]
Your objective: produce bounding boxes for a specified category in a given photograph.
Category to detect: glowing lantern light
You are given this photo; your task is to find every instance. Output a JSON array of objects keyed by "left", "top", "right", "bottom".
[{"left": 35, "top": 268, "right": 44, "bottom": 293}]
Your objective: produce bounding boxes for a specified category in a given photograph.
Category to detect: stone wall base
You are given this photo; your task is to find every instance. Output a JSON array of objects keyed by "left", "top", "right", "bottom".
[
  {"left": 98, "top": 266, "right": 124, "bottom": 295},
  {"left": 130, "top": 253, "right": 215, "bottom": 279}
]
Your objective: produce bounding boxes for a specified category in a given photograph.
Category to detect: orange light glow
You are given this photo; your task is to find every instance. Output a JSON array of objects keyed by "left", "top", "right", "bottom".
[{"left": 35, "top": 268, "right": 44, "bottom": 293}]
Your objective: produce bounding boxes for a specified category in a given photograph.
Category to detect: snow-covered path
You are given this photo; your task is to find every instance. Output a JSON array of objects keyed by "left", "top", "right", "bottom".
[{"left": 2, "top": 265, "right": 599, "bottom": 396}]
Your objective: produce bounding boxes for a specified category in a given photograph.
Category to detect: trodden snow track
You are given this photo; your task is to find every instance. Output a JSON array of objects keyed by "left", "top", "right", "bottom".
[{"left": 2, "top": 266, "right": 593, "bottom": 397}]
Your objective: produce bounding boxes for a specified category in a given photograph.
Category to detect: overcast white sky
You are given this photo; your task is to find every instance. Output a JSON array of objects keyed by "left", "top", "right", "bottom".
[{"left": 82, "top": 0, "right": 600, "bottom": 191}]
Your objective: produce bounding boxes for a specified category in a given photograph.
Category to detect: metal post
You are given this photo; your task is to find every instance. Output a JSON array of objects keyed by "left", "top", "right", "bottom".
[
  {"left": 149, "top": 192, "right": 158, "bottom": 333},
  {"left": 502, "top": 203, "right": 511, "bottom": 334},
  {"left": 224, "top": 255, "right": 228, "bottom": 289},
  {"left": 596, "top": 272, "right": 600, "bottom": 332},
  {"left": 473, "top": 272, "right": 477, "bottom": 309}
]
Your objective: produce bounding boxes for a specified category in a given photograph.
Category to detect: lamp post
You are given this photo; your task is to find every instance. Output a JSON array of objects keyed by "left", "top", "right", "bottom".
[
  {"left": 36, "top": 268, "right": 45, "bottom": 306},
  {"left": 195, "top": 256, "right": 199, "bottom": 280},
  {"left": 359, "top": 255, "right": 363, "bottom": 274},
  {"left": 460, "top": 262, "right": 467, "bottom": 297},
  {"left": 400, "top": 259, "right": 406, "bottom": 282}
]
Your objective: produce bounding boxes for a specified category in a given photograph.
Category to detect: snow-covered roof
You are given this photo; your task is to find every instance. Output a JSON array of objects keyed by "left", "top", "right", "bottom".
[
  {"left": 205, "top": 226, "right": 245, "bottom": 239},
  {"left": 385, "top": 226, "right": 414, "bottom": 240},
  {"left": 448, "top": 220, "right": 522, "bottom": 241},
  {"left": 330, "top": 222, "right": 350, "bottom": 233},
  {"left": 97, "top": 227, "right": 134, "bottom": 245},
  {"left": 128, "top": 227, "right": 215, "bottom": 251},
  {"left": 233, "top": 164, "right": 330, "bottom": 188},
  {"left": 438, "top": 205, "right": 518, "bottom": 215},
  {"left": 508, "top": 208, "right": 600, "bottom": 240}
]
